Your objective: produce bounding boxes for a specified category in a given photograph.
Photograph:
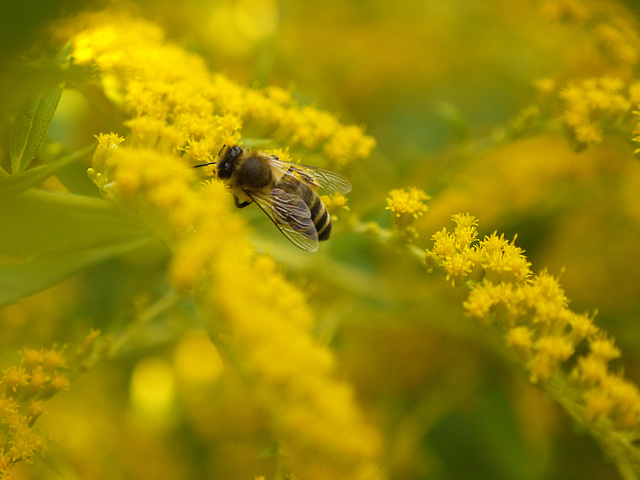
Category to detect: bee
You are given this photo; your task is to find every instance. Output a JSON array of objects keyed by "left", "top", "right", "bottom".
[{"left": 194, "top": 145, "right": 352, "bottom": 252}]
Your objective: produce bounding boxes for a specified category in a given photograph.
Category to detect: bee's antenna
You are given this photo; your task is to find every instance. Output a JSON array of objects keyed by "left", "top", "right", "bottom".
[
  {"left": 193, "top": 144, "right": 227, "bottom": 168},
  {"left": 193, "top": 161, "right": 216, "bottom": 168}
]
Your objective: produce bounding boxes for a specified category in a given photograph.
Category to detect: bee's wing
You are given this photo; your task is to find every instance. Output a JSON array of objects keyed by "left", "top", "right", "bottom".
[
  {"left": 267, "top": 156, "right": 352, "bottom": 195},
  {"left": 301, "top": 166, "right": 352, "bottom": 195},
  {"left": 249, "top": 188, "right": 319, "bottom": 252}
]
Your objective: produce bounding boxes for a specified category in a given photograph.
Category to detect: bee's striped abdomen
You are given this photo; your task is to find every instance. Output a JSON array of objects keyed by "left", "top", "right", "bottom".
[{"left": 310, "top": 195, "right": 331, "bottom": 240}]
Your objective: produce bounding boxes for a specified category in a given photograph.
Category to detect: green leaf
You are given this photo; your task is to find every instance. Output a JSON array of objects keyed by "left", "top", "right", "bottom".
[
  {"left": 8, "top": 42, "right": 72, "bottom": 173},
  {"left": 9, "top": 86, "right": 65, "bottom": 173},
  {"left": 0, "top": 189, "right": 162, "bottom": 306},
  {"left": 0, "top": 238, "right": 154, "bottom": 307},
  {"left": 0, "top": 143, "right": 95, "bottom": 198}
]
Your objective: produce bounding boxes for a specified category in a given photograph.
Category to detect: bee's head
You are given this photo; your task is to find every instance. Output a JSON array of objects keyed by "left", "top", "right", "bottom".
[{"left": 217, "top": 145, "right": 243, "bottom": 179}]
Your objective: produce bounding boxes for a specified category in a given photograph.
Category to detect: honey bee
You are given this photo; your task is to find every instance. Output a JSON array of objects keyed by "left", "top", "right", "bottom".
[{"left": 194, "top": 145, "right": 352, "bottom": 252}]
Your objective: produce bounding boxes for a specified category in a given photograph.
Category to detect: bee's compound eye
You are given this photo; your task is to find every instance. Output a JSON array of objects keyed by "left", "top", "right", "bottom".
[{"left": 230, "top": 146, "right": 243, "bottom": 159}]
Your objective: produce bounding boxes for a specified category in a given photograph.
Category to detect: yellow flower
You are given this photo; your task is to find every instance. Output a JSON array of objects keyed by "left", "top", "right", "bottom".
[
  {"left": 386, "top": 187, "right": 430, "bottom": 227},
  {"left": 430, "top": 214, "right": 640, "bottom": 466},
  {"left": 552, "top": 76, "right": 637, "bottom": 150},
  {"left": 321, "top": 193, "right": 351, "bottom": 215},
  {"left": 0, "top": 345, "right": 70, "bottom": 477},
  {"left": 68, "top": 13, "right": 382, "bottom": 479}
]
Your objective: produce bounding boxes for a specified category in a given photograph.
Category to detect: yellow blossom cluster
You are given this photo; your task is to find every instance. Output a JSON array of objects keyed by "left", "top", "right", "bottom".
[
  {"left": 321, "top": 192, "right": 351, "bottom": 215},
  {"left": 538, "top": 0, "right": 640, "bottom": 67},
  {"left": 384, "top": 187, "right": 431, "bottom": 246},
  {"left": 70, "top": 14, "right": 374, "bottom": 168},
  {"left": 74, "top": 14, "right": 382, "bottom": 480},
  {"left": 386, "top": 188, "right": 430, "bottom": 225},
  {"left": 546, "top": 76, "right": 635, "bottom": 150},
  {"left": 90, "top": 137, "right": 382, "bottom": 480},
  {"left": 428, "top": 213, "right": 640, "bottom": 464},
  {"left": 0, "top": 346, "right": 69, "bottom": 478}
]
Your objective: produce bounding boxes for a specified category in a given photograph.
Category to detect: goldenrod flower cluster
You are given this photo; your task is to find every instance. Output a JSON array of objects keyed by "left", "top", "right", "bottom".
[
  {"left": 72, "top": 13, "right": 381, "bottom": 480},
  {"left": 527, "top": 74, "right": 640, "bottom": 159},
  {"left": 386, "top": 187, "right": 430, "bottom": 225},
  {"left": 539, "top": 0, "right": 640, "bottom": 67},
  {"left": 428, "top": 214, "right": 640, "bottom": 467},
  {"left": 72, "top": 14, "right": 374, "bottom": 168},
  {"left": 0, "top": 346, "right": 68, "bottom": 478},
  {"left": 384, "top": 187, "right": 431, "bottom": 246},
  {"left": 532, "top": 76, "right": 637, "bottom": 150}
]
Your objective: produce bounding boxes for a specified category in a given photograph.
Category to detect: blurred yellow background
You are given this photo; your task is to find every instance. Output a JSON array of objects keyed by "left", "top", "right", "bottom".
[{"left": 3, "top": 0, "right": 640, "bottom": 479}]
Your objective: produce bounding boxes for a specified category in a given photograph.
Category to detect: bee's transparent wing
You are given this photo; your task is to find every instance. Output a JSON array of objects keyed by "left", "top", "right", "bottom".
[
  {"left": 267, "top": 157, "right": 352, "bottom": 195},
  {"left": 249, "top": 188, "right": 319, "bottom": 252},
  {"left": 301, "top": 165, "right": 352, "bottom": 194}
]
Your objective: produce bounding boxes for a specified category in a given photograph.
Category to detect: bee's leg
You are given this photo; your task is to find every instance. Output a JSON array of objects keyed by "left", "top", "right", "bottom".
[{"left": 234, "top": 196, "right": 252, "bottom": 209}]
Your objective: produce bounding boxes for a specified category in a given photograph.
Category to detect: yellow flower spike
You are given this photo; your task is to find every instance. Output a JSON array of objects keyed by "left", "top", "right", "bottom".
[
  {"left": 68, "top": 12, "right": 383, "bottom": 479},
  {"left": 430, "top": 213, "right": 640, "bottom": 471}
]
